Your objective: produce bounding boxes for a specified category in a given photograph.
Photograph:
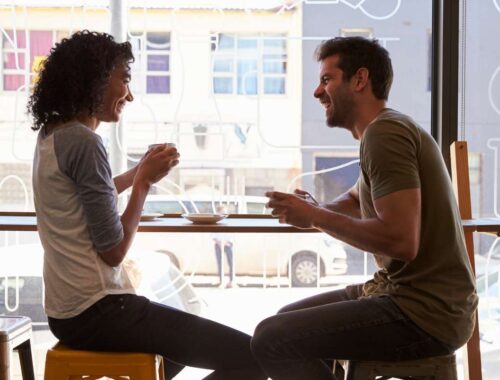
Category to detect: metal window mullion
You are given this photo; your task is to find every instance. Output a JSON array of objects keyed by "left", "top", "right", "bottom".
[{"left": 431, "top": 0, "right": 460, "bottom": 172}]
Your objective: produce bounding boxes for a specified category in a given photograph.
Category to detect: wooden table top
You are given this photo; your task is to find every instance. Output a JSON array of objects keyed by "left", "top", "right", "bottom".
[
  {"left": 0, "top": 213, "right": 316, "bottom": 233},
  {"left": 1, "top": 212, "right": 499, "bottom": 235}
]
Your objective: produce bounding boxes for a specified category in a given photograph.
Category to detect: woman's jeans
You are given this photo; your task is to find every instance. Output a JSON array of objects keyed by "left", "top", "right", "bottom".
[
  {"left": 48, "top": 294, "right": 266, "bottom": 380},
  {"left": 251, "top": 288, "right": 454, "bottom": 380}
]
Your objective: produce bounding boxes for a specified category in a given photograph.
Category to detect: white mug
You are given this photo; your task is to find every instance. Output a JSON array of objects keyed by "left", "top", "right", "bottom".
[{"left": 148, "top": 143, "right": 176, "bottom": 150}]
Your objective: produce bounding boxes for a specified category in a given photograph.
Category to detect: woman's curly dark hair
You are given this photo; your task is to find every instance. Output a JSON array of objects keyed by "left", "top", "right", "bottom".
[{"left": 28, "top": 30, "right": 134, "bottom": 131}]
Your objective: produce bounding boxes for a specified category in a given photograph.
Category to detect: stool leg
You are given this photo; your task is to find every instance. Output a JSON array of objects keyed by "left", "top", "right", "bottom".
[
  {"left": 346, "top": 362, "right": 377, "bottom": 380},
  {"left": 436, "top": 364, "right": 458, "bottom": 380},
  {"left": 0, "top": 343, "right": 11, "bottom": 380},
  {"left": 333, "top": 360, "right": 345, "bottom": 380},
  {"left": 158, "top": 356, "right": 165, "bottom": 380},
  {"left": 16, "top": 341, "right": 35, "bottom": 380}
]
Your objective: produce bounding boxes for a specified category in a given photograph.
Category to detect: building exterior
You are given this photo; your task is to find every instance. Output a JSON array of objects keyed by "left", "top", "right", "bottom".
[{"left": 0, "top": 1, "right": 302, "bottom": 209}]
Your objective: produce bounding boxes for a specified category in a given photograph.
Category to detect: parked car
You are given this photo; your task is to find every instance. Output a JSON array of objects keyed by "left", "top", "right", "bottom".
[
  {"left": 475, "top": 238, "right": 500, "bottom": 296},
  {"left": 136, "top": 195, "right": 348, "bottom": 287},
  {"left": 0, "top": 243, "right": 203, "bottom": 328}
]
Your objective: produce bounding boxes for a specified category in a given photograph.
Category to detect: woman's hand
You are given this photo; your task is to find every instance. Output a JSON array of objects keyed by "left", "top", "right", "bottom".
[{"left": 134, "top": 144, "right": 180, "bottom": 187}]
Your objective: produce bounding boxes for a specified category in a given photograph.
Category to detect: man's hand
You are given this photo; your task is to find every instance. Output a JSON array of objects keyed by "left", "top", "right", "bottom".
[
  {"left": 265, "top": 191, "right": 319, "bottom": 229},
  {"left": 293, "top": 189, "right": 320, "bottom": 205}
]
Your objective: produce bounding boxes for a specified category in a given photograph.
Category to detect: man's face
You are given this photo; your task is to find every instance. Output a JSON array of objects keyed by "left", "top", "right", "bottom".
[
  {"left": 313, "top": 55, "right": 356, "bottom": 130},
  {"left": 97, "top": 64, "right": 134, "bottom": 123}
]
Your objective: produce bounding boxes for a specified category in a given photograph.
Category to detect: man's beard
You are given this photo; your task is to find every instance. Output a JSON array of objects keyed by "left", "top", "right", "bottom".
[
  {"left": 326, "top": 104, "right": 346, "bottom": 127},
  {"left": 326, "top": 95, "right": 354, "bottom": 129}
]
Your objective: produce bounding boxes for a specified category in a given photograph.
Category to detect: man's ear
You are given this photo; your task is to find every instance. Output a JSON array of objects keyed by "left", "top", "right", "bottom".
[{"left": 353, "top": 67, "right": 369, "bottom": 91}]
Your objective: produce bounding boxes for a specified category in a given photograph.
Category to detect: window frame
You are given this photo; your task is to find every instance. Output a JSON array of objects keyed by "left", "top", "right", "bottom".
[{"left": 129, "top": 31, "right": 171, "bottom": 95}]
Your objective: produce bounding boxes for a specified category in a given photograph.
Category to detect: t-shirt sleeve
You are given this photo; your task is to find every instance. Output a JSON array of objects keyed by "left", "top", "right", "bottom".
[
  {"left": 361, "top": 121, "right": 421, "bottom": 200},
  {"left": 54, "top": 126, "right": 124, "bottom": 252}
]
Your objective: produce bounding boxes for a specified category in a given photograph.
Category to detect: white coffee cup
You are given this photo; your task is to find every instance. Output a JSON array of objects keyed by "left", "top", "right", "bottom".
[{"left": 148, "top": 143, "right": 176, "bottom": 150}]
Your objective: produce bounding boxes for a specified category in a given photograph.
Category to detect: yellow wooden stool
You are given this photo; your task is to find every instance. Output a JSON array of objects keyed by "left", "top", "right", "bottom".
[
  {"left": 44, "top": 343, "right": 165, "bottom": 380},
  {"left": 345, "top": 353, "right": 457, "bottom": 380},
  {"left": 0, "top": 316, "right": 35, "bottom": 380}
]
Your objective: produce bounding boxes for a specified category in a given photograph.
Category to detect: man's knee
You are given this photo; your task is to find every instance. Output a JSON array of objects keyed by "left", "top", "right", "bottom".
[
  {"left": 277, "top": 303, "right": 297, "bottom": 314},
  {"left": 251, "top": 316, "right": 285, "bottom": 358}
]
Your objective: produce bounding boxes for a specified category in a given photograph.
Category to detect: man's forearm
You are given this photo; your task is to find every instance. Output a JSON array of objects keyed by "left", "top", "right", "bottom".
[
  {"left": 322, "top": 191, "right": 361, "bottom": 219},
  {"left": 311, "top": 208, "right": 416, "bottom": 262}
]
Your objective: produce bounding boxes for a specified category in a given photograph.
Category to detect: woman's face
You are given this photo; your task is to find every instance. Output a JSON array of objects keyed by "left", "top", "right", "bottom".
[{"left": 97, "top": 64, "right": 134, "bottom": 123}]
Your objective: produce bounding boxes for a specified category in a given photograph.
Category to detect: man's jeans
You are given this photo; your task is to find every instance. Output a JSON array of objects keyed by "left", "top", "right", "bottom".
[
  {"left": 49, "top": 294, "right": 266, "bottom": 380},
  {"left": 251, "top": 288, "right": 454, "bottom": 380}
]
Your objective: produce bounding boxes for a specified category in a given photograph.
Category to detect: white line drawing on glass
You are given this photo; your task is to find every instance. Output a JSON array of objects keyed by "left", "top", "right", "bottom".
[
  {"left": 0, "top": 174, "right": 31, "bottom": 313},
  {"left": 482, "top": 237, "right": 500, "bottom": 304},
  {"left": 279, "top": 0, "right": 402, "bottom": 21},
  {"left": 3, "top": 276, "right": 20, "bottom": 312},
  {"left": 0, "top": 175, "right": 30, "bottom": 211},
  {"left": 488, "top": 65, "right": 500, "bottom": 116},
  {"left": 494, "top": 0, "right": 500, "bottom": 14}
]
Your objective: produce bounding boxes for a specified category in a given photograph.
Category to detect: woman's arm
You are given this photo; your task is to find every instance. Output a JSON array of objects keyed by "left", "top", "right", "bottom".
[
  {"left": 113, "top": 165, "right": 138, "bottom": 194},
  {"left": 99, "top": 145, "right": 179, "bottom": 266}
]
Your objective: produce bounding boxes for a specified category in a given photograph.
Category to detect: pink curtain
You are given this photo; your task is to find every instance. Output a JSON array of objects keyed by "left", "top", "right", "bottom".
[{"left": 3, "top": 30, "right": 53, "bottom": 91}]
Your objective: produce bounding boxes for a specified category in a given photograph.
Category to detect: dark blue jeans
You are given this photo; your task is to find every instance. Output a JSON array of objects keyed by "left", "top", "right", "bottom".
[
  {"left": 251, "top": 287, "right": 454, "bottom": 380},
  {"left": 48, "top": 294, "right": 266, "bottom": 380}
]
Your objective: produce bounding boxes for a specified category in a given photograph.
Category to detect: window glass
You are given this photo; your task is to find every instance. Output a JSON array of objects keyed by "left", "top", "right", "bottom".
[
  {"left": 247, "top": 202, "right": 270, "bottom": 214},
  {"left": 129, "top": 31, "right": 170, "bottom": 94},
  {"left": 212, "top": 33, "right": 287, "bottom": 95},
  {"left": 2, "top": 30, "right": 53, "bottom": 91},
  {"left": 212, "top": 77, "right": 232, "bottom": 93},
  {"left": 0, "top": 2, "right": 445, "bottom": 379},
  {"left": 147, "top": 75, "right": 170, "bottom": 94},
  {"left": 460, "top": 2, "right": 500, "bottom": 375},
  {"left": 263, "top": 77, "right": 285, "bottom": 94},
  {"left": 213, "top": 58, "right": 233, "bottom": 72}
]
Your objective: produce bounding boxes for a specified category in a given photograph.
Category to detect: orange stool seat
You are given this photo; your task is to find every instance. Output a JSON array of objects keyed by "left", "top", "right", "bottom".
[{"left": 44, "top": 343, "right": 164, "bottom": 380}]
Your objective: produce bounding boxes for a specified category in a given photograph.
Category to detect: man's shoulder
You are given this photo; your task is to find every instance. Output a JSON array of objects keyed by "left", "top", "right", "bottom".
[{"left": 364, "top": 109, "right": 422, "bottom": 143}]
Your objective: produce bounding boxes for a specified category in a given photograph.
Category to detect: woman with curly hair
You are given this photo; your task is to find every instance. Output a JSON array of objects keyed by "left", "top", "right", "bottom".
[{"left": 29, "top": 30, "right": 266, "bottom": 380}]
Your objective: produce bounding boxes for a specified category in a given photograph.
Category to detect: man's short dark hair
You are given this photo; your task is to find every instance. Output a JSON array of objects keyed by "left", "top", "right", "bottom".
[
  {"left": 315, "top": 36, "right": 393, "bottom": 100},
  {"left": 28, "top": 30, "right": 134, "bottom": 131}
]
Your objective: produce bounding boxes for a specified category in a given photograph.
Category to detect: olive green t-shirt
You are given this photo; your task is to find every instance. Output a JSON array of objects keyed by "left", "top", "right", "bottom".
[{"left": 356, "top": 108, "right": 478, "bottom": 348}]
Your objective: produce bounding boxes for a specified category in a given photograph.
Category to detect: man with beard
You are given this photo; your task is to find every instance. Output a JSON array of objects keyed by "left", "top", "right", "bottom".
[{"left": 250, "top": 37, "right": 477, "bottom": 380}]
